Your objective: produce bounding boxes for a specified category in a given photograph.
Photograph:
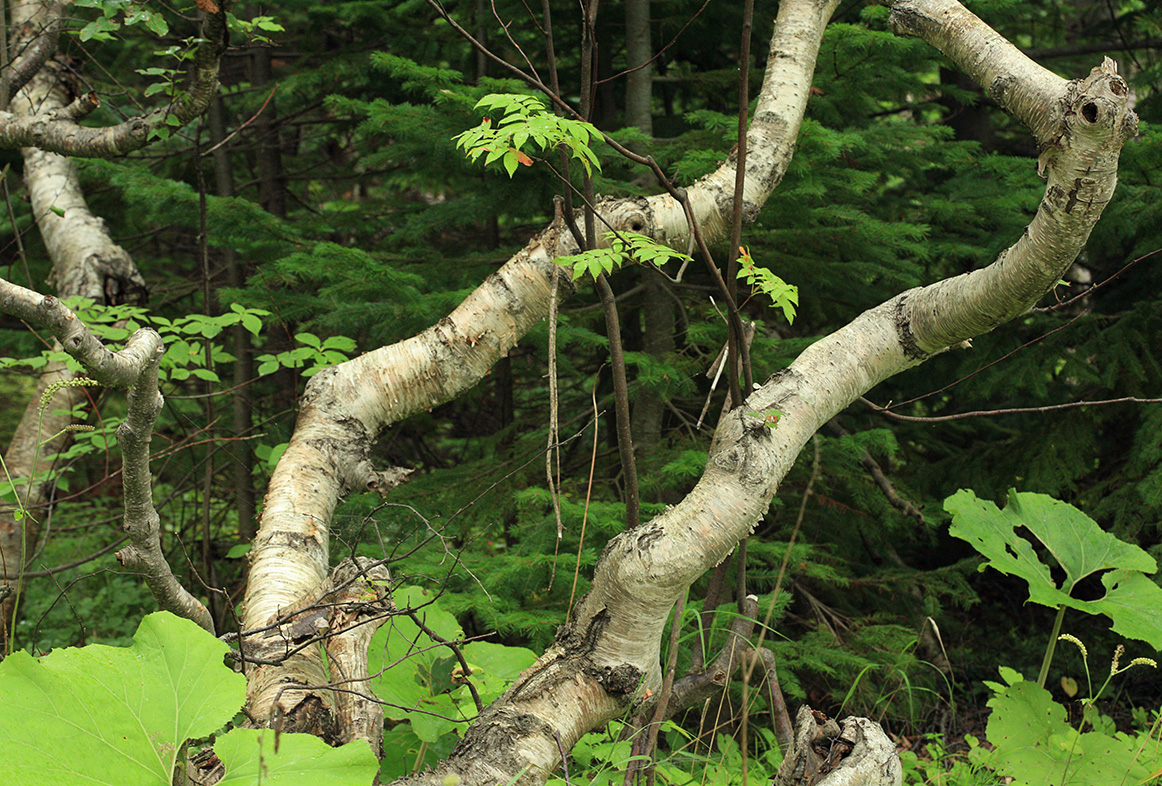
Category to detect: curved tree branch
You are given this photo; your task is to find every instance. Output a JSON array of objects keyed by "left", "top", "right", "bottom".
[
  {"left": 3, "top": 0, "right": 64, "bottom": 101},
  {"left": 0, "top": 3, "right": 230, "bottom": 157},
  {"left": 238, "top": 0, "right": 843, "bottom": 764}
]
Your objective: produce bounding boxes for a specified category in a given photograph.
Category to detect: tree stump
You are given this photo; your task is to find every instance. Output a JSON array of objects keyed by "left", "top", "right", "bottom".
[{"left": 773, "top": 706, "right": 902, "bottom": 786}]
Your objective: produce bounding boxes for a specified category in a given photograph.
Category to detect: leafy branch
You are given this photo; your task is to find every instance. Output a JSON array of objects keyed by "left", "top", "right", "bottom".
[
  {"left": 453, "top": 93, "right": 602, "bottom": 178},
  {"left": 555, "top": 231, "right": 692, "bottom": 282},
  {"left": 737, "top": 246, "right": 797, "bottom": 324}
]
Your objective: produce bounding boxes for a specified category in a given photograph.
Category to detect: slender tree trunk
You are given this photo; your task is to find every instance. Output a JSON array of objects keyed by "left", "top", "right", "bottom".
[
  {"left": 209, "top": 96, "right": 257, "bottom": 541},
  {"left": 625, "top": 0, "right": 653, "bottom": 136},
  {"left": 249, "top": 51, "right": 286, "bottom": 220},
  {"left": 629, "top": 267, "right": 674, "bottom": 463}
]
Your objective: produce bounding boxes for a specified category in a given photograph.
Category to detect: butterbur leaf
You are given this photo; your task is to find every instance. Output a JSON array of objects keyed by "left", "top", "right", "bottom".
[
  {"left": 985, "top": 678, "right": 1159, "bottom": 785},
  {"left": 215, "top": 728, "right": 378, "bottom": 785},
  {"left": 367, "top": 586, "right": 469, "bottom": 741},
  {"left": 0, "top": 612, "right": 246, "bottom": 786},
  {"left": 945, "top": 490, "right": 1162, "bottom": 648}
]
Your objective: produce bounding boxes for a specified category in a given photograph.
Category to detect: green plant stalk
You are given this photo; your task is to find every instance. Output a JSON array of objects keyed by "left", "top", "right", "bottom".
[
  {"left": 1036, "top": 604, "right": 1067, "bottom": 688},
  {"left": 413, "top": 740, "right": 428, "bottom": 774},
  {"left": 172, "top": 740, "right": 188, "bottom": 786}
]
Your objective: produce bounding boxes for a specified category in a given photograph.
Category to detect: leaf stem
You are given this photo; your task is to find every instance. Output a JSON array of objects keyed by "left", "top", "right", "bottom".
[{"left": 1037, "top": 604, "right": 1067, "bottom": 688}]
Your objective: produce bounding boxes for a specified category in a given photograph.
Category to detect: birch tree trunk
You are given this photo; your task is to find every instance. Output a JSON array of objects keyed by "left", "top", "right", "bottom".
[
  {"left": 239, "top": 0, "right": 841, "bottom": 750},
  {"left": 232, "top": 0, "right": 1135, "bottom": 782}
]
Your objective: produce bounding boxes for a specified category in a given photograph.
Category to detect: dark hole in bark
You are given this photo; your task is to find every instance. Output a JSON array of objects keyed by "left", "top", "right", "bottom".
[{"left": 1082, "top": 102, "right": 1098, "bottom": 122}]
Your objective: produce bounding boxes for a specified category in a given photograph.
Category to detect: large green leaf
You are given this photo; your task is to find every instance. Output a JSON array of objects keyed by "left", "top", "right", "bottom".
[
  {"left": 215, "top": 728, "right": 378, "bottom": 785},
  {"left": 945, "top": 490, "right": 1162, "bottom": 648},
  {"left": 985, "top": 673, "right": 1159, "bottom": 785},
  {"left": 0, "top": 611, "right": 246, "bottom": 786}
]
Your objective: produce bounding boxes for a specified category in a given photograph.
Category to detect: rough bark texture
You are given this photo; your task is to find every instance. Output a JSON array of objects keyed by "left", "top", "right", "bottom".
[{"left": 324, "top": 559, "right": 393, "bottom": 753}]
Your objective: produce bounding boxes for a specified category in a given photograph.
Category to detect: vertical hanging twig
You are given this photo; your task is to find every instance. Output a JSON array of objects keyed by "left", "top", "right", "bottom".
[
  {"left": 545, "top": 261, "right": 565, "bottom": 581},
  {"left": 595, "top": 274, "right": 640, "bottom": 527},
  {"left": 542, "top": 1, "right": 566, "bottom": 576},
  {"left": 727, "top": 0, "right": 756, "bottom": 398},
  {"left": 566, "top": 373, "right": 603, "bottom": 623},
  {"left": 194, "top": 126, "right": 220, "bottom": 625}
]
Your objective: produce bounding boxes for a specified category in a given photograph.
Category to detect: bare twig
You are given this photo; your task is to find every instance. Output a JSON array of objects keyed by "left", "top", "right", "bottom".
[{"left": 863, "top": 395, "right": 1162, "bottom": 423}]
